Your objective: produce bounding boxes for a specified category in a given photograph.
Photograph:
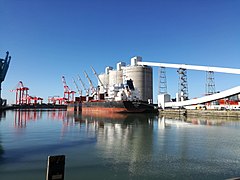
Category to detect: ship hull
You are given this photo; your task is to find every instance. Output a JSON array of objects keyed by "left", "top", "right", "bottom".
[{"left": 80, "top": 100, "right": 156, "bottom": 113}]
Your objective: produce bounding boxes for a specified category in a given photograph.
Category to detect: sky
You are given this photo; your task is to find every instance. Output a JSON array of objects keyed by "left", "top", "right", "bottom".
[{"left": 1, "top": 0, "right": 240, "bottom": 104}]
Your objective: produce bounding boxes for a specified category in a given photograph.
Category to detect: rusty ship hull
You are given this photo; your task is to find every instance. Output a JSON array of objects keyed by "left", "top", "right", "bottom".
[{"left": 79, "top": 100, "right": 156, "bottom": 113}]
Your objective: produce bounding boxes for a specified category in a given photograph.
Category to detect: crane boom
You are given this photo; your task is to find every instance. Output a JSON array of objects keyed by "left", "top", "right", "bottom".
[
  {"left": 77, "top": 75, "right": 87, "bottom": 92},
  {"left": 62, "top": 76, "right": 70, "bottom": 92},
  {"left": 90, "top": 66, "right": 105, "bottom": 89},
  {"left": 84, "top": 71, "right": 95, "bottom": 94},
  {"left": 72, "top": 78, "right": 82, "bottom": 96},
  {"left": 61, "top": 76, "right": 75, "bottom": 102}
]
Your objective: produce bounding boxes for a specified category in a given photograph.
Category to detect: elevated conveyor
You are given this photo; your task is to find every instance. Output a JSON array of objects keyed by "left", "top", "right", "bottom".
[
  {"left": 165, "top": 86, "right": 240, "bottom": 107},
  {"left": 137, "top": 61, "right": 240, "bottom": 74},
  {"left": 137, "top": 61, "right": 240, "bottom": 108}
]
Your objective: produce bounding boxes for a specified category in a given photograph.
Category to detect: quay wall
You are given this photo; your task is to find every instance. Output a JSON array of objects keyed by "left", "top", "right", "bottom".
[{"left": 159, "top": 109, "right": 240, "bottom": 119}]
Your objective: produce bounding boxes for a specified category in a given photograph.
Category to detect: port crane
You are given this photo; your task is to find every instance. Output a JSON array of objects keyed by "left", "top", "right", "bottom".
[
  {"left": 77, "top": 75, "right": 88, "bottom": 95},
  {"left": 48, "top": 96, "right": 66, "bottom": 105},
  {"left": 84, "top": 71, "right": 95, "bottom": 96},
  {"left": 11, "top": 81, "right": 29, "bottom": 104},
  {"left": 62, "top": 76, "right": 75, "bottom": 102},
  {"left": 11, "top": 81, "right": 43, "bottom": 105},
  {"left": 90, "top": 66, "right": 106, "bottom": 92},
  {"left": 72, "top": 78, "right": 82, "bottom": 96},
  {"left": 27, "top": 96, "right": 43, "bottom": 105}
]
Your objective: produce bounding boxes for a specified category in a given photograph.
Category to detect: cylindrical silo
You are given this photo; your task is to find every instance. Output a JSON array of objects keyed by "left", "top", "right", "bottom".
[
  {"left": 109, "top": 70, "right": 123, "bottom": 87},
  {"left": 123, "top": 65, "right": 153, "bottom": 102},
  {"left": 98, "top": 73, "right": 109, "bottom": 93},
  {"left": 131, "top": 56, "right": 142, "bottom": 66},
  {"left": 117, "top": 62, "right": 126, "bottom": 71},
  {"left": 105, "top": 66, "right": 113, "bottom": 74}
]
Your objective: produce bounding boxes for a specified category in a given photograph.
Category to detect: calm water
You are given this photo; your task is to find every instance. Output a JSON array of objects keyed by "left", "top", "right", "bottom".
[{"left": 0, "top": 110, "right": 240, "bottom": 180}]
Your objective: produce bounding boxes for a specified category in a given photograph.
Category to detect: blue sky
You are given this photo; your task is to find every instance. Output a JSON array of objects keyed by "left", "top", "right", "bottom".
[{"left": 1, "top": 0, "right": 240, "bottom": 104}]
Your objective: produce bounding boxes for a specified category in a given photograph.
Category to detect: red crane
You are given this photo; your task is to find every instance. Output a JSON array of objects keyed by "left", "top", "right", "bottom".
[
  {"left": 48, "top": 96, "right": 66, "bottom": 105},
  {"left": 27, "top": 96, "right": 43, "bottom": 105},
  {"left": 62, "top": 76, "right": 75, "bottom": 103},
  {"left": 11, "top": 81, "right": 29, "bottom": 105},
  {"left": 11, "top": 81, "right": 43, "bottom": 105}
]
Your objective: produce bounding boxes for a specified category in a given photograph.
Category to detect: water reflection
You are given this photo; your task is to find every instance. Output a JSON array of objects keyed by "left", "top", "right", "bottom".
[
  {"left": 74, "top": 112, "right": 156, "bottom": 177},
  {"left": 12, "top": 109, "right": 239, "bottom": 132},
  {"left": 47, "top": 110, "right": 67, "bottom": 120},
  {"left": 158, "top": 115, "right": 232, "bottom": 128},
  {"left": 68, "top": 111, "right": 155, "bottom": 127},
  {"left": 68, "top": 112, "right": 240, "bottom": 178},
  {"left": 1, "top": 110, "right": 240, "bottom": 179},
  {"left": 0, "top": 111, "right": 6, "bottom": 121},
  {"left": 0, "top": 138, "right": 3, "bottom": 161},
  {"left": 13, "top": 110, "right": 74, "bottom": 128},
  {"left": 0, "top": 112, "right": 4, "bottom": 160},
  {"left": 14, "top": 110, "right": 43, "bottom": 128}
]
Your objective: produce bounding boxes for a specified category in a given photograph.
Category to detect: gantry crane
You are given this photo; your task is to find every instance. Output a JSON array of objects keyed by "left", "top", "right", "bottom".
[
  {"left": 62, "top": 76, "right": 75, "bottom": 102},
  {"left": 11, "top": 81, "right": 43, "bottom": 105},
  {"left": 48, "top": 96, "right": 66, "bottom": 105},
  {"left": 11, "top": 81, "right": 29, "bottom": 105},
  {"left": 27, "top": 96, "right": 43, "bottom": 105}
]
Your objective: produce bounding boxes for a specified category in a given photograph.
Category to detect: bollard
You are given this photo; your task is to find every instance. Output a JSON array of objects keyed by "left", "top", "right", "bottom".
[{"left": 46, "top": 155, "right": 65, "bottom": 180}]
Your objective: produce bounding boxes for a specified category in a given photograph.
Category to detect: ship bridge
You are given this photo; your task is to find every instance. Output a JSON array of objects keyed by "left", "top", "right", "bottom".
[{"left": 137, "top": 61, "right": 240, "bottom": 108}]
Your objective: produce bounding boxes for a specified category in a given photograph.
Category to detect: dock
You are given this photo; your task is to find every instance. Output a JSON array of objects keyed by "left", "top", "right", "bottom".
[{"left": 159, "top": 109, "right": 240, "bottom": 119}]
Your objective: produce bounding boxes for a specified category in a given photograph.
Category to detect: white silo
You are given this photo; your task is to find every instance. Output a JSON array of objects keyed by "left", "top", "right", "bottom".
[
  {"left": 117, "top": 62, "right": 126, "bottom": 71},
  {"left": 108, "top": 62, "right": 125, "bottom": 87},
  {"left": 98, "top": 66, "right": 112, "bottom": 93},
  {"left": 109, "top": 70, "right": 123, "bottom": 87},
  {"left": 124, "top": 57, "right": 153, "bottom": 102},
  {"left": 131, "top": 56, "right": 142, "bottom": 66}
]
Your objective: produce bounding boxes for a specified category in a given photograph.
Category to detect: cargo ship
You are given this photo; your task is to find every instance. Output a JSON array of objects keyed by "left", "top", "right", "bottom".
[
  {"left": 80, "top": 100, "right": 156, "bottom": 113},
  {"left": 68, "top": 56, "right": 157, "bottom": 113},
  {"left": 68, "top": 79, "right": 157, "bottom": 113}
]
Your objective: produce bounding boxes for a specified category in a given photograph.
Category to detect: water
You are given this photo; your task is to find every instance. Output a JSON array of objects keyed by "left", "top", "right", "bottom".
[{"left": 0, "top": 110, "right": 240, "bottom": 180}]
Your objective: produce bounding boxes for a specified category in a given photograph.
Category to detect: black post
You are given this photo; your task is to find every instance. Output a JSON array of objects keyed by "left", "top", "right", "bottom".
[{"left": 46, "top": 155, "right": 65, "bottom": 180}]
